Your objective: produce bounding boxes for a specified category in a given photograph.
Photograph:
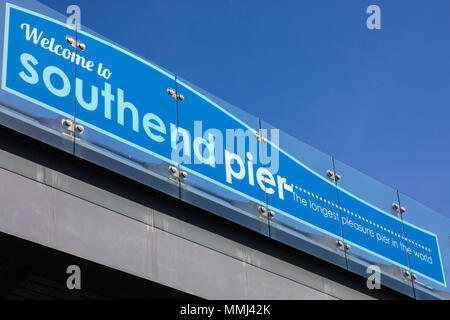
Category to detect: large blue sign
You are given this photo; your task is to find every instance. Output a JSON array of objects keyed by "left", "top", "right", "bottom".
[{"left": 0, "top": 1, "right": 446, "bottom": 288}]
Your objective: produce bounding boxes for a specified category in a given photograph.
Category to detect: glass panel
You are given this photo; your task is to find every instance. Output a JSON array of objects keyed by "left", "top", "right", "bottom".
[
  {"left": 261, "top": 121, "right": 347, "bottom": 269},
  {"left": 334, "top": 159, "right": 414, "bottom": 297},
  {"left": 398, "top": 192, "right": 450, "bottom": 300},
  {"left": 0, "top": 0, "right": 76, "bottom": 153},
  {"left": 73, "top": 21, "right": 179, "bottom": 197},
  {"left": 176, "top": 77, "right": 269, "bottom": 236}
]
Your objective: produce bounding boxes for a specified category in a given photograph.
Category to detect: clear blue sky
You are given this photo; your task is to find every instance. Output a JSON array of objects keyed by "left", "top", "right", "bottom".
[{"left": 39, "top": 0, "right": 450, "bottom": 218}]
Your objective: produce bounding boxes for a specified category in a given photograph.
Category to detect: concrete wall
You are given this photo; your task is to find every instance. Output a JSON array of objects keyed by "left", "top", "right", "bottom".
[{"left": 0, "top": 127, "right": 407, "bottom": 299}]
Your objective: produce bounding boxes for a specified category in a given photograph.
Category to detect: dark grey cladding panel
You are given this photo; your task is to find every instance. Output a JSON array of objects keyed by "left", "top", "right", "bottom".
[
  {"left": 0, "top": 166, "right": 337, "bottom": 299},
  {"left": 0, "top": 128, "right": 408, "bottom": 300},
  {"left": 0, "top": 167, "right": 52, "bottom": 245},
  {"left": 0, "top": 147, "right": 152, "bottom": 226}
]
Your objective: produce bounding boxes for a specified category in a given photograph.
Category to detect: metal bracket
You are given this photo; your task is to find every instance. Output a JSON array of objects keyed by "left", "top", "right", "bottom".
[
  {"left": 167, "top": 88, "right": 184, "bottom": 101},
  {"left": 336, "top": 240, "right": 350, "bottom": 251},
  {"left": 327, "top": 170, "right": 341, "bottom": 182},
  {"left": 77, "top": 41, "right": 86, "bottom": 51},
  {"left": 75, "top": 124, "right": 84, "bottom": 134},
  {"left": 169, "top": 166, "right": 187, "bottom": 180},
  {"left": 62, "top": 119, "right": 74, "bottom": 132},
  {"left": 169, "top": 166, "right": 179, "bottom": 177},
  {"left": 403, "top": 270, "right": 417, "bottom": 281},
  {"left": 63, "top": 119, "right": 84, "bottom": 135},
  {"left": 65, "top": 35, "right": 86, "bottom": 51},
  {"left": 392, "top": 203, "right": 406, "bottom": 214},
  {"left": 258, "top": 206, "right": 268, "bottom": 216},
  {"left": 255, "top": 133, "right": 268, "bottom": 144}
]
